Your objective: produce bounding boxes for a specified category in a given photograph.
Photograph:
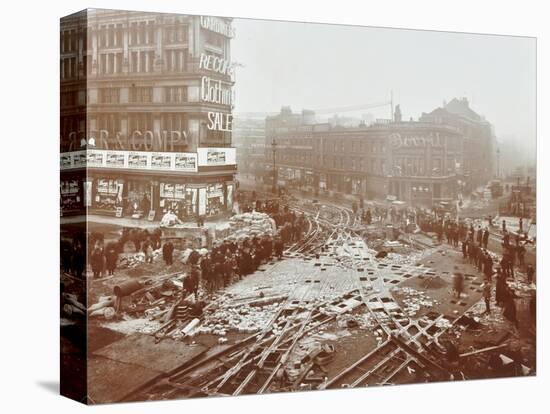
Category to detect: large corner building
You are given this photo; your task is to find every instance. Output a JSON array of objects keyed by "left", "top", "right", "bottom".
[
  {"left": 265, "top": 99, "right": 496, "bottom": 206},
  {"left": 60, "top": 9, "right": 237, "bottom": 220}
]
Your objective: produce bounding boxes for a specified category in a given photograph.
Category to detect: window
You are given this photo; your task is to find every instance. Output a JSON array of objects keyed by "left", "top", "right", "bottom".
[
  {"left": 130, "top": 87, "right": 153, "bottom": 103},
  {"left": 100, "top": 26, "right": 107, "bottom": 48},
  {"left": 96, "top": 113, "right": 120, "bottom": 138},
  {"left": 165, "top": 86, "right": 187, "bottom": 103},
  {"left": 129, "top": 113, "right": 153, "bottom": 134},
  {"left": 108, "top": 25, "right": 114, "bottom": 47},
  {"left": 100, "top": 54, "right": 107, "bottom": 74},
  {"left": 131, "top": 52, "right": 138, "bottom": 72},
  {"left": 115, "top": 53, "right": 122, "bottom": 73},
  {"left": 130, "top": 23, "right": 137, "bottom": 45},
  {"left": 147, "top": 22, "right": 155, "bottom": 44},
  {"left": 162, "top": 114, "right": 186, "bottom": 132},
  {"left": 115, "top": 24, "right": 123, "bottom": 46},
  {"left": 99, "top": 88, "right": 120, "bottom": 104}
]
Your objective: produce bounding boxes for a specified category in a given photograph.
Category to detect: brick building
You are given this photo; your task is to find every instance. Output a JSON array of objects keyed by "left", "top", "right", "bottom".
[{"left": 264, "top": 101, "right": 494, "bottom": 206}]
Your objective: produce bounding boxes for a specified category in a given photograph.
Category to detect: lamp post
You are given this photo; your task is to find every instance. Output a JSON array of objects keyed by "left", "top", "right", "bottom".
[
  {"left": 271, "top": 138, "right": 277, "bottom": 194},
  {"left": 496, "top": 147, "right": 501, "bottom": 178}
]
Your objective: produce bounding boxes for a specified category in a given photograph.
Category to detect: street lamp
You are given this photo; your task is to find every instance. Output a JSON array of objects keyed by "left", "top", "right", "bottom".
[
  {"left": 496, "top": 147, "right": 501, "bottom": 178},
  {"left": 271, "top": 138, "right": 277, "bottom": 194}
]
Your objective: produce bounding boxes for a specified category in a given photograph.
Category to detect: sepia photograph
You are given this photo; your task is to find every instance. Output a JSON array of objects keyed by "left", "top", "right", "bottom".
[{"left": 59, "top": 8, "right": 536, "bottom": 404}]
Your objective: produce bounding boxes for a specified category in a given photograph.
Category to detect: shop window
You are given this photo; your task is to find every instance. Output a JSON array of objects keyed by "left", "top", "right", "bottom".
[
  {"left": 126, "top": 180, "right": 151, "bottom": 216},
  {"left": 93, "top": 178, "right": 124, "bottom": 212},
  {"left": 206, "top": 183, "right": 225, "bottom": 216},
  {"left": 159, "top": 183, "right": 196, "bottom": 219},
  {"left": 60, "top": 179, "right": 82, "bottom": 213}
]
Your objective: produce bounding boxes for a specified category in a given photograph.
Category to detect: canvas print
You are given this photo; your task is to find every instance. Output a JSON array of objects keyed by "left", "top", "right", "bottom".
[{"left": 60, "top": 9, "right": 537, "bottom": 404}]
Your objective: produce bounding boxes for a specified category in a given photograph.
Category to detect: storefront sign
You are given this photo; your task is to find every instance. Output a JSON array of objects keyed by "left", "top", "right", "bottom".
[
  {"left": 200, "top": 16, "right": 235, "bottom": 38},
  {"left": 174, "top": 154, "right": 197, "bottom": 171},
  {"left": 197, "top": 147, "right": 236, "bottom": 166},
  {"left": 60, "top": 154, "right": 72, "bottom": 169},
  {"left": 207, "top": 111, "right": 233, "bottom": 132},
  {"left": 201, "top": 76, "right": 234, "bottom": 106},
  {"left": 60, "top": 180, "right": 79, "bottom": 195},
  {"left": 151, "top": 153, "right": 172, "bottom": 170},
  {"left": 60, "top": 150, "right": 198, "bottom": 173},
  {"left": 389, "top": 132, "right": 443, "bottom": 149},
  {"left": 73, "top": 152, "right": 87, "bottom": 168},
  {"left": 105, "top": 151, "right": 126, "bottom": 168},
  {"left": 87, "top": 152, "right": 104, "bottom": 167},
  {"left": 207, "top": 183, "right": 224, "bottom": 198},
  {"left": 199, "top": 53, "right": 233, "bottom": 76},
  {"left": 128, "top": 152, "right": 148, "bottom": 169}
]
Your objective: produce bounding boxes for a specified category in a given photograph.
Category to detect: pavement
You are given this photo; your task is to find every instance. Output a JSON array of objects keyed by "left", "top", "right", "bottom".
[{"left": 87, "top": 332, "right": 208, "bottom": 404}]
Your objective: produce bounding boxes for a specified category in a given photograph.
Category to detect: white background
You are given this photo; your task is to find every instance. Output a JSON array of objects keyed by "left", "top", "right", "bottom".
[{"left": 0, "top": 0, "right": 547, "bottom": 412}]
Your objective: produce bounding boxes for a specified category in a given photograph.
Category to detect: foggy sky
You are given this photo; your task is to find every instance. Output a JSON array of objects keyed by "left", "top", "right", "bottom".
[{"left": 231, "top": 18, "right": 536, "bottom": 153}]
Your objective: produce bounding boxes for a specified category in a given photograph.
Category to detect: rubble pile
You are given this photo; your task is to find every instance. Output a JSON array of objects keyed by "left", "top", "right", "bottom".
[
  {"left": 228, "top": 212, "right": 276, "bottom": 240},
  {"left": 118, "top": 249, "right": 162, "bottom": 269},
  {"left": 391, "top": 286, "right": 438, "bottom": 317},
  {"left": 335, "top": 313, "right": 377, "bottom": 330},
  {"left": 199, "top": 301, "right": 283, "bottom": 334}
]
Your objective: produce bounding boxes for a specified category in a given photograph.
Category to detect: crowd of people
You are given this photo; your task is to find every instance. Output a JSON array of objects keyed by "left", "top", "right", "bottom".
[
  {"left": 70, "top": 198, "right": 307, "bottom": 301},
  {"left": 184, "top": 208, "right": 306, "bottom": 299},
  {"left": 441, "top": 218, "right": 536, "bottom": 332}
]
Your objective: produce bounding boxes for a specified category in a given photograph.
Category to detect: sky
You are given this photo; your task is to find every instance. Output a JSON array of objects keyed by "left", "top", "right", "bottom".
[{"left": 231, "top": 18, "right": 536, "bottom": 154}]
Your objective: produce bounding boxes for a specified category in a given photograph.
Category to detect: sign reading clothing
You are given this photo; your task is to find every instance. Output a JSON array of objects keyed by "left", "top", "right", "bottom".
[{"left": 197, "top": 147, "right": 236, "bottom": 167}]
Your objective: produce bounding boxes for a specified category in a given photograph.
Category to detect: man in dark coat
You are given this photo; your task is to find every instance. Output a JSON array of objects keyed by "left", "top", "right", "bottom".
[
  {"left": 502, "top": 287, "right": 519, "bottom": 329},
  {"left": 462, "top": 240, "right": 468, "bottom": 259},
  {"left": 184, "top": 266, "right": 200, "bottom": 301},
  {"left": 482, "top": 229, "right": 490, "bottom": 249},
  {"left": 484, "top": 252, "right": 493, "bottom": 281},
  {"left": 453, "top": 271, "right": 464, "bottom": 299},
  {"left": 495, "top": 268, "right": 507, "bottom": 307},
  {"left": 162, "top": 241, "right": 175, "bottom": 266},
  {"left": 187, "top": 249, "right": 200, "bottom": 266},
  {"left": 274, "top": 237, "right": 284, "bottom": 260},
  {"left": 214, "top": 260, "right": 224, "bottom": 290},
  {"left": 72, "top": 240, "right": 85, "bottom": 279},
  {"left": 200, "top": 256, "right": 213, "bottom": 292},
  {"left": 90, "top": 246, "right": 105, "bottom": 279},
  {"left": 105, "top": 242, "right": 119, "bottom": 275}
]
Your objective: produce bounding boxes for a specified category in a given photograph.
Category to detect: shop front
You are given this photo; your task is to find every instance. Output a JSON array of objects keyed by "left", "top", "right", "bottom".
[
  {"left": 61, "top": 149, "right": 237, "bottom": 222},
  {"left": 159, "top": 182, "right": 197, "bottom": 220},
  {"left": 126, "top": 178, "right": 153, "bottom": 218},
  {"left": 91, "top": 176, "right": 125, "bottom": 215},
  {"left": 60, "top": 176, "right": 84, "bottom": 216},
  {"left": 389, "top": 176, "right": 457, "bottom": 206},
  {"left": 87, "top": 172, "right": 234, "bottom": 221},
  {"left": 205, "top": 183, "right": 225, "bottom": 216}
]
